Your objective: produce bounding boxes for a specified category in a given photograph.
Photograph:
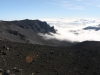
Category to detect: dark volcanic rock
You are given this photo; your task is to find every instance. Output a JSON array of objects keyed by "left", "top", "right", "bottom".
[
  {"left": 83, "top": 26, "right": 100, "bottom": 31},
  {"left": 2, "top": 19, "right": 56, "bottom": 33},
  {"left": 72, "top": 41, "right": 100, "bottom": 48}
]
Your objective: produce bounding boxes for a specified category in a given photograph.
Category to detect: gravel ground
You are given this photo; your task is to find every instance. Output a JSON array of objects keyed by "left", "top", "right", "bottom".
[{"left": 0, "top": 40, "right": 100, "bottom": 75}]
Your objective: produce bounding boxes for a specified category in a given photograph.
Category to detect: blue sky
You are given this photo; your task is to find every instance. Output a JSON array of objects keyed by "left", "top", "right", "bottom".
[{"left": 0, "top": 0, "right": 100, "bottom": 20}]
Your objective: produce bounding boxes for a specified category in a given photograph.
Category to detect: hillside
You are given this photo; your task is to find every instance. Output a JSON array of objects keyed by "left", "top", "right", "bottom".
[
  {"left": 0, "top": 19, "right": 73, "bottom": 46},
  {"left": 0, "top": 41, "right": 100, "bottom": 75}
]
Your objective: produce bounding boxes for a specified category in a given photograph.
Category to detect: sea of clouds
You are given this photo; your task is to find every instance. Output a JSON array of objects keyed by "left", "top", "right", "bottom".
[{"left": 39, "top": 18, "right": 100, "bottom": 42}]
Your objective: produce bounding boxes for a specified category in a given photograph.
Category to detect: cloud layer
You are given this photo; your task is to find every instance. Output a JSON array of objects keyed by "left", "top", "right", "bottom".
[{"left": 40, "top": 18, "right": 100, "bottom": 42}]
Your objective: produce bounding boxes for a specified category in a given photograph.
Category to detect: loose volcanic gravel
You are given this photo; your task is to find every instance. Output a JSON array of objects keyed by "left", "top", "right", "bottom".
[{"left": 0, "top": 40, "right": 100, "bottom": 75}]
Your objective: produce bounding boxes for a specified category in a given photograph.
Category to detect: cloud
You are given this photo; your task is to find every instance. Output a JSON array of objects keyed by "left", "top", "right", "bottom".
[
  {"left": 47, "top": 0, "right": 100, "bottom": 10},
  {"left": 47, "top": 0, "right": 85, "bottom": 10},
  {"left": 84, "top": 0, "right": 100, "bottom": 7},
  {"left": 40, "top": 18, "right": 100, "bottom": 42}
]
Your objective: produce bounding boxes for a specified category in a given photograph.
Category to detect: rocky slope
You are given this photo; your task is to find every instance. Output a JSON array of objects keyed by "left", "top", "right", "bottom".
[
  {"left": 0, "top": 19, "right": 73, "bottom": 46},
  {"left": 0, "top": 41, "right": 100, "bottom": 75}
]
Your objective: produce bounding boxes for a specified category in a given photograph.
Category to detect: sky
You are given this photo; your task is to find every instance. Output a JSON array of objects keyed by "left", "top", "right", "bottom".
[
  {"left": 1, "top": 0, "right": 100, "bottom": 42},
  {"left": 0, "top": 0, "right": 100, "bottom": 20}
]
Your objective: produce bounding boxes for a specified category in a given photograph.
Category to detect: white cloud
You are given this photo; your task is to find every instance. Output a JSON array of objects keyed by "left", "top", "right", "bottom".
[
  {"left": 47, "top": 0, "right": 100, "bottom": 10},
  {"left": 40, "top": 18, "right": 100, "bottom": 42},
  {"left": 84, "top": 0, "right": 100, "bottom": 7},
  {"left": 47, "top": 0, "right": 85, "bottom": 10}
]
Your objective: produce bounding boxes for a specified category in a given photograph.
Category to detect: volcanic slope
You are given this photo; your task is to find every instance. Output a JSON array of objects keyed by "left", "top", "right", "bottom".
[
  {"left": 0, "top": 41, "right": 100, "bottom": 75},
  {"left": 0, "top": 19, "right": 73, "bottom": 46}
]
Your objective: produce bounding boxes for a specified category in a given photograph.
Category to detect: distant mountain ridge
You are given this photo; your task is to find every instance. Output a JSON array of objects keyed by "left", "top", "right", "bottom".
[
  {"left": 1, "top": 19, "right": 56, "bottom": 33},
  {"left": 83, "top": 25, "right": 100, "bottom": 31},
  {"left": 72, "top": 41, "right": 100, "bottom": 49},
  {"left": 0, "top": 19, "right": 74, "bottom": 46}
]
